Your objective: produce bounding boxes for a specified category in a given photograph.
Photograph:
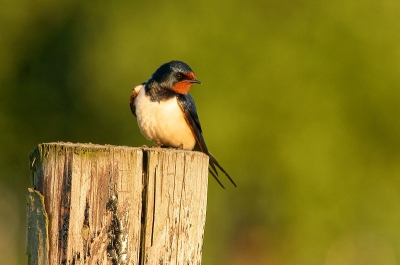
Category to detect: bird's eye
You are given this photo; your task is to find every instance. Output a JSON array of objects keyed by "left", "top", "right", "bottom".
[{"left": 176, "top": 73, "right": 183, "bottom": 79}]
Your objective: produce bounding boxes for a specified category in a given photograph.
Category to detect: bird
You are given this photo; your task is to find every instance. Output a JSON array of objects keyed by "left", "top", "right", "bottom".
[{"left": 130, "top": 60, "right": 236, "bottom": 188}]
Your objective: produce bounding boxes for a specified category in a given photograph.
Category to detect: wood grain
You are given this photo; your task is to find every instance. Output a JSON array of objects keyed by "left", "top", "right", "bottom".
[{"left": 27, "top": 142, "right": 209, "bottom": 265}]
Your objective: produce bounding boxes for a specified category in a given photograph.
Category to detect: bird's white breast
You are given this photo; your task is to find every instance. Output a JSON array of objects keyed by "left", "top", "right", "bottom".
[{"left": 134, "top": 85, "right": 196, "bottom": 150}]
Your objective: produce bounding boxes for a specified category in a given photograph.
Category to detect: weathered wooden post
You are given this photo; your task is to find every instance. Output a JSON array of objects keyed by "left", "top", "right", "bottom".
[{"left": 26, "top": 142, "right": 209, "bottom": 265}]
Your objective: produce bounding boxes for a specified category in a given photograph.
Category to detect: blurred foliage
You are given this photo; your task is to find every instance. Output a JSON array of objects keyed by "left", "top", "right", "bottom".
[{"left": 1, "top": 0, "right": 400, "bottom": 264}]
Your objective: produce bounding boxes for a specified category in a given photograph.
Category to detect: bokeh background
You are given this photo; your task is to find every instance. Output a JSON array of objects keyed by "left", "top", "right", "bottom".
[{"left": 1, "top": 1, "right": 400, "bottom": 264}]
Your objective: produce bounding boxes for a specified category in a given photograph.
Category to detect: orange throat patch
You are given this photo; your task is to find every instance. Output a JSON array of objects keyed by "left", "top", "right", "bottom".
[{"left": 172, "top": 81, "right": 193, "bottom": 94}]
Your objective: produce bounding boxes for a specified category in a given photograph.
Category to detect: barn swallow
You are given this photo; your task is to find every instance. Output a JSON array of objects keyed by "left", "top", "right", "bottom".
[{"left": 130, "top": 60, "right": 236, "bottom": 188}]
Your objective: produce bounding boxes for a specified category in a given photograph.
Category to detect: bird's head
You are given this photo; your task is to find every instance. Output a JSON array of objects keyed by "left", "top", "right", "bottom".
[{"left": 150, "top": 60, "right": 201, "bottom": 94}]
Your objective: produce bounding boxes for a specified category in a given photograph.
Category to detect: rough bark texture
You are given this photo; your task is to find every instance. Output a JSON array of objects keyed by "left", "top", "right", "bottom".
[{"left": 27, "top": 142, "right": 209, "bottom": 265}]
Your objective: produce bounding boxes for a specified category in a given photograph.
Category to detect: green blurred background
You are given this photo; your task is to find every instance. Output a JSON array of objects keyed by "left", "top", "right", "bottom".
[{"left": 1, "top": 0, "right": 400, "bottom": 264}]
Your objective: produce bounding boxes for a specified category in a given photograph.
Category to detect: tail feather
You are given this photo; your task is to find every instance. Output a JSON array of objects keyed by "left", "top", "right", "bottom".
[
  {"left": 208, "top": 169, "right": 226, "bottom": 189},
  {"left": 209, "top": 153, "right": 237, "bottom": 187}
]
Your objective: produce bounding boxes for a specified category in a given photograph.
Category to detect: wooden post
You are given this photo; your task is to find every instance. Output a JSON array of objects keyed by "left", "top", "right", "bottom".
[{"left": 26, "top": 142, "right": 209, "bottom": 265}]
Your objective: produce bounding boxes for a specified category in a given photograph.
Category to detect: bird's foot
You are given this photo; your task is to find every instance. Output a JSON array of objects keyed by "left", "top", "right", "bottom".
[
  {"left": 168, "top": 144, "right": 184, "bottom": 150},
  {"left": 151, "top": 144, "right": 184, "bottom": 150}
]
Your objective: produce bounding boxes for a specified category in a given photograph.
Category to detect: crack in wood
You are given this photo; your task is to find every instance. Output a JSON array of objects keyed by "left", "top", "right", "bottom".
[
  {"left": 59, "top": 151, "right": 73, "bottom": 264},
  {"left": 139, "top": 149, "right": 149, "bottom": 265},
  {"left": 82, "top": 199, "right": 90, "bottom": 261},
  {"left": 151, "top": 166, "right": 157, "bottom": 247}
]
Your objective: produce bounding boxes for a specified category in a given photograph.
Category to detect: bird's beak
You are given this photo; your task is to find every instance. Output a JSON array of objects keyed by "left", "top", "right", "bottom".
[{"left": 190, "top": 79, "right": 201, "bottom": 84}]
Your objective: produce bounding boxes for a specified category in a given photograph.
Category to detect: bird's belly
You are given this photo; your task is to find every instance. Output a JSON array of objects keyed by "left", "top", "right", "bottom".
[{"left": 135, "top": 91, "right": 196, "bottom": 150}]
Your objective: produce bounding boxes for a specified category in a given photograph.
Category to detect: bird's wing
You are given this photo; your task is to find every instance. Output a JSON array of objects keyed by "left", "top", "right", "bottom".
[
  {"left": 130, "top": 83, "right": 145, "bottom": 117},
  {"left": 176, "top": 93, "right": 207, "bottom": 152},
  {"left": 177, "top": 93, "right": 237, "bottom": 188}
]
